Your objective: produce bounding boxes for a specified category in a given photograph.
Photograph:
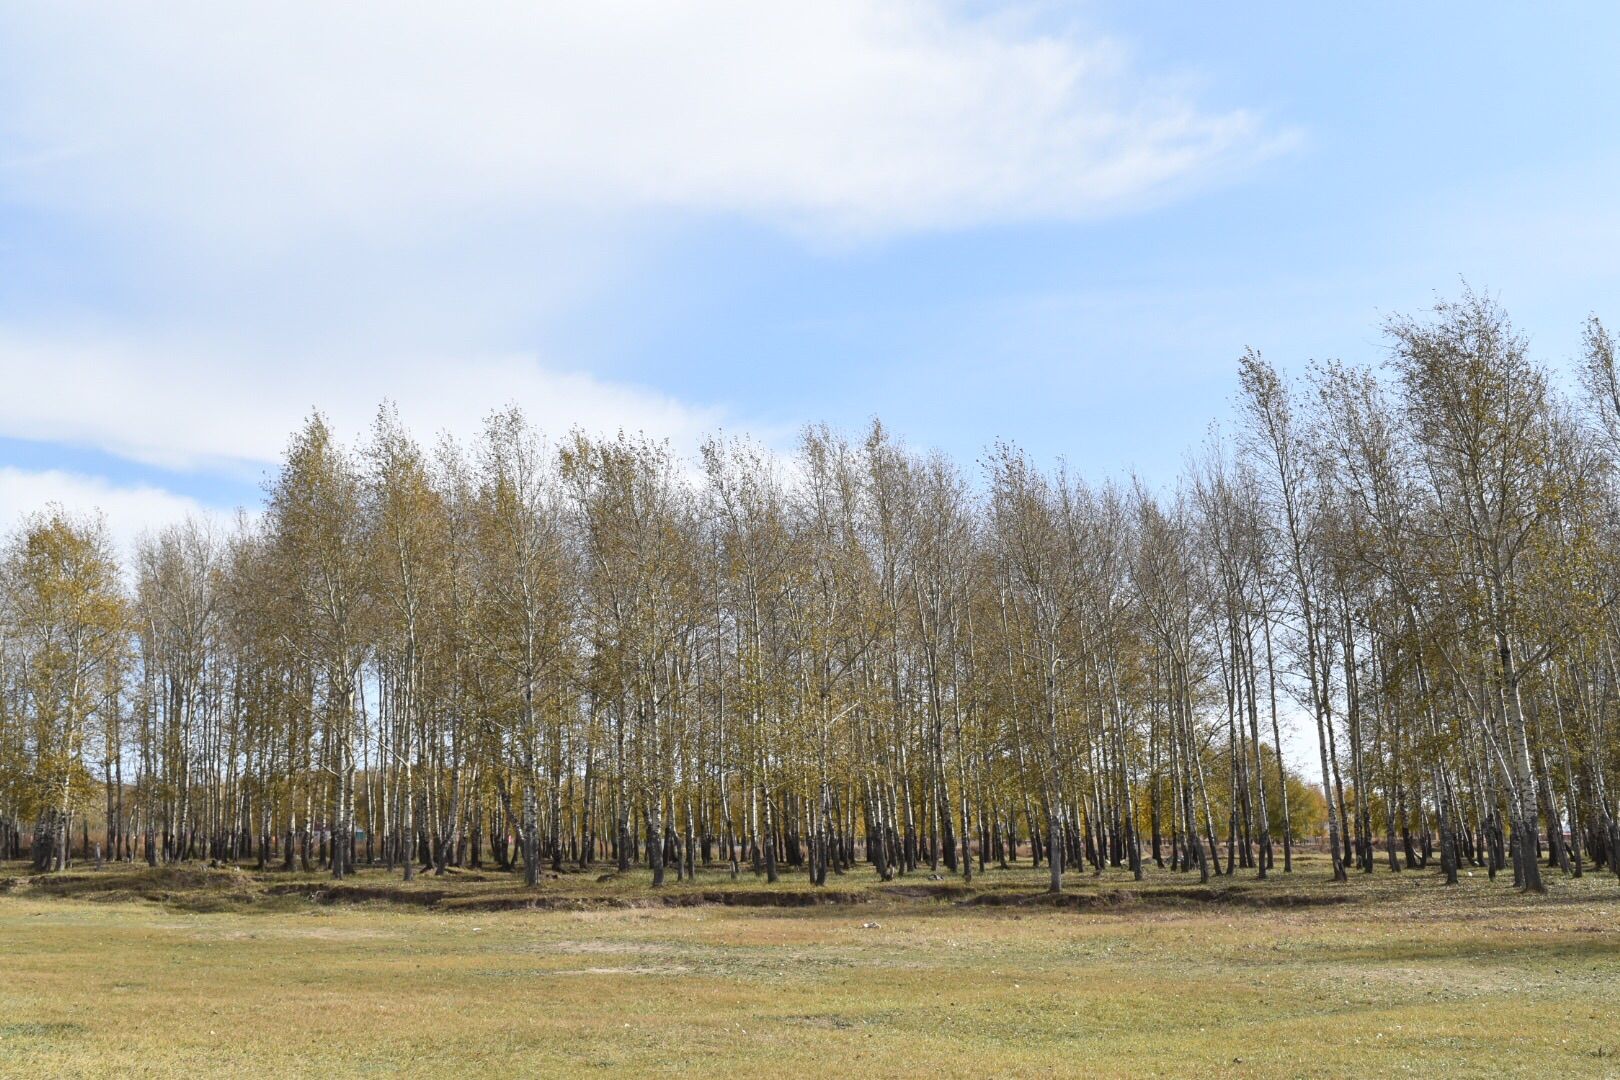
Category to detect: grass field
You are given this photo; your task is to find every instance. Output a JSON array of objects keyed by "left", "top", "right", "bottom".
[{"left": 2, "top": 858, "right": 1618, "bottom": 1077}]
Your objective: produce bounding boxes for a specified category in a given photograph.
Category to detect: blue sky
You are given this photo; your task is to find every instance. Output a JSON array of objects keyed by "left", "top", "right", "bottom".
[{"left": 2, "top": 2, "right": 1618, "bottom": 545}]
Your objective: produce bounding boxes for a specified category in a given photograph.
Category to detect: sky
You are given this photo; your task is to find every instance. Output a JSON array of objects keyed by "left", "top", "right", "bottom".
[{"left": 3, "top": 1, "right": 1620, "bottom": 554}]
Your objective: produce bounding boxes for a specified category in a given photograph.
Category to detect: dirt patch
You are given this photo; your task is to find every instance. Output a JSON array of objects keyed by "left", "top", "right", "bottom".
[
  {"left": 692, "top": 888, "right": 870, "bottom": 908},
  {"left": 17, "top": 866, "right": 263, "bottom": 910},
  {"left": 884, "top": 883, "right": 976, "bottom": 901},
  {"left": 26, "top": 866, "right": 252, "bottom": 895},
  {"left": 5, "top": 864, "right": 1359, "bottom": 916},
  {"left": 444, "top": 888, "right": 873, "bottom": 913},
  {"left": 262, "top": 882, "right": 451, "bottom": 907},
  {"left": 963, "top": 885, "right": 1357, "bottom": 911}
]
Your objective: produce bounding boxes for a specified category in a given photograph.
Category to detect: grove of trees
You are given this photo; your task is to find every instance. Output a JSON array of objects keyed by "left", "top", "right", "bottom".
[{"left": 3, "top": 289, "right": 1618, "bottom": 895}]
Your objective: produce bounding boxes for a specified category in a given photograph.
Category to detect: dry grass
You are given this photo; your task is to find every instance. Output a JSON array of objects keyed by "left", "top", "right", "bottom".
[{"left": 2, "top": 857, "right": 1618, "bottom": 1077}]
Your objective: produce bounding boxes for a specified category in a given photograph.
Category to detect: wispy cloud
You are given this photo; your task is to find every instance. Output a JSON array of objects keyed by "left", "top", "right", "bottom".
[
  {"left": 0, "top": 330, "right": 728, "bottom": 474},
  {"left": 0, "top": 2, "right": 1286, "bottom": 244}
]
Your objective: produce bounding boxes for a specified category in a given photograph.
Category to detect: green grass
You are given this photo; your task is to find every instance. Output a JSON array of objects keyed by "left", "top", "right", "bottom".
[{"left": 2, "top": 857, "right": 1618, "bottom": 1077}]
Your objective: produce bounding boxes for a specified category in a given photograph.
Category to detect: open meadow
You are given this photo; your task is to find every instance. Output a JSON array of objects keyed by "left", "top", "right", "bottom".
[{"left": 2, "top": 859, "right": 1617, "bottom": 1078}]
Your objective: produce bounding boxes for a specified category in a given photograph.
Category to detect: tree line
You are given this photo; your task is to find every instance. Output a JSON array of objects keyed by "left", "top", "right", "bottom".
[{"left": 4, "top": 289, "right": 1619, "bottom": 895}]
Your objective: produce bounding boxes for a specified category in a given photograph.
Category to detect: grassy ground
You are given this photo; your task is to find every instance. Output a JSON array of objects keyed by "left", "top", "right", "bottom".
[{"left": 2, "top": 857, "right": 1617, "bottom": 1077}]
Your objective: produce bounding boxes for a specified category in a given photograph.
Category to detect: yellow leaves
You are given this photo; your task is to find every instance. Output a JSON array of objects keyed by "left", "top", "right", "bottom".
[
  {"left": 2, "top": 512, "right": 129, "bottom": 804},
  {"left": 9, "top": 512, "right": 127, "bottom": 635}
]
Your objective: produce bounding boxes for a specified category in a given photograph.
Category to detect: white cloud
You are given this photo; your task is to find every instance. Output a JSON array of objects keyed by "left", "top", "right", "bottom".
[
  {"left": 0, "top": 3, "right": 1288, "bottom": 508},
  {"left": 0, "top": 330, "right": 729, "bottom": 473},
  {"left": 0, "top": 1, "right": 1284, "bottom": 244},
  {"left": 0, "top": 466, "right": 227, "bottom": 560}
]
